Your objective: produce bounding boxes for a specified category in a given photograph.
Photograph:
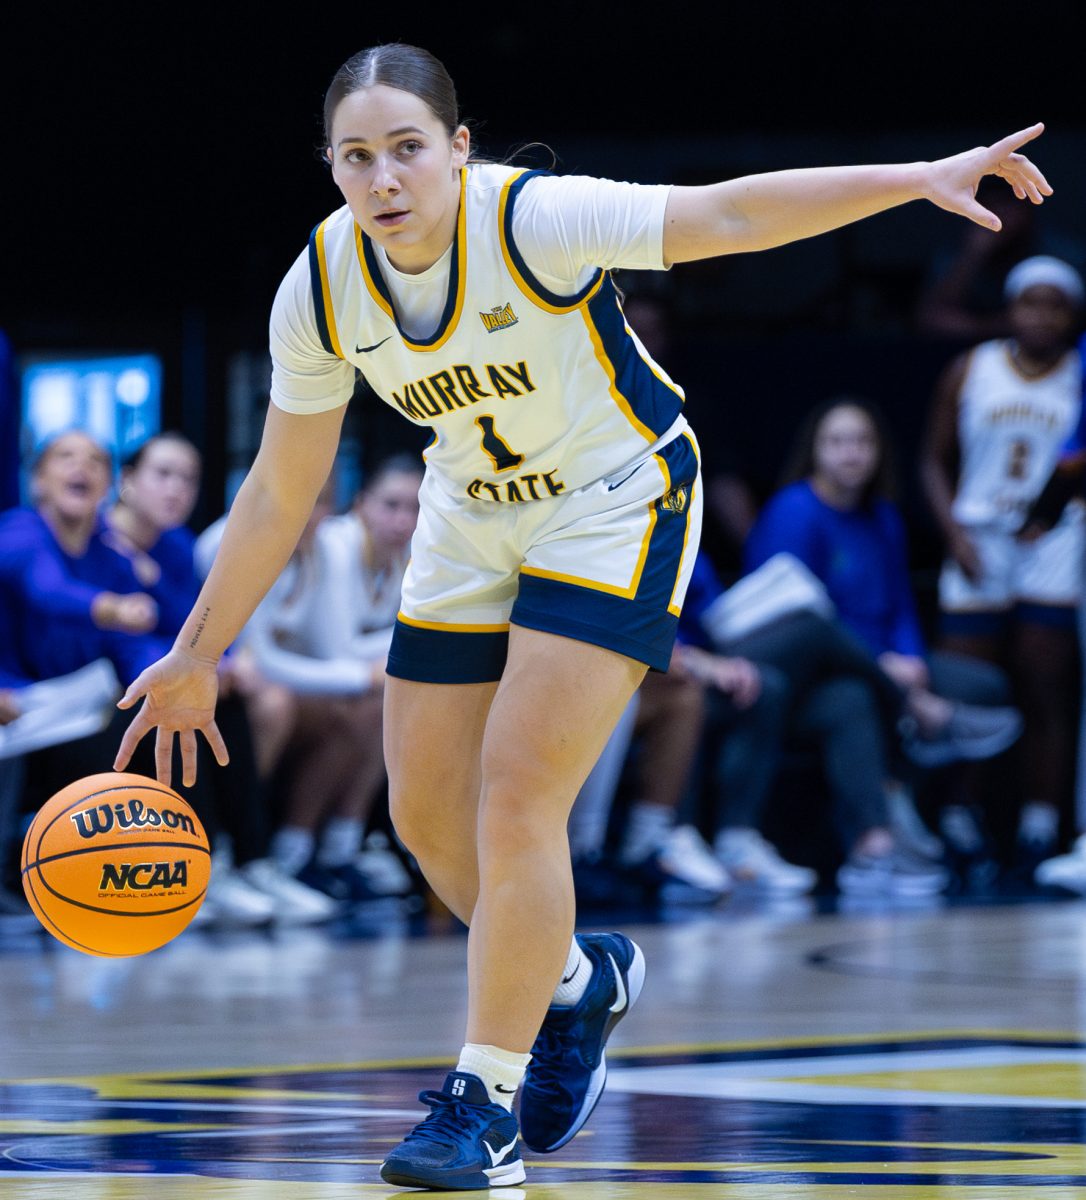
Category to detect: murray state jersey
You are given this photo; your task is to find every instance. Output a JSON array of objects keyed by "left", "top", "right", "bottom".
[
  {"left": 279, "top": 163, "right": 686, "bottom": 504},
  {"left": 953, "top": 339, "right": 1082, "bottom": 531}
]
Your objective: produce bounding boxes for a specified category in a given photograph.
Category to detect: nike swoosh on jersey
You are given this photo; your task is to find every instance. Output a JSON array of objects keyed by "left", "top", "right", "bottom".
[
  {"left": 607, "top": 953, "right": 627, "bottom": 1013},
  {"left": 485, "top": 1135, "right": 519, "bottom": 1168},
  {"left": 355, "top": 336, "right": 393, "bottom": 353},
  {"left": 606, "top": 464, "right": 643, "bottom": 491}
]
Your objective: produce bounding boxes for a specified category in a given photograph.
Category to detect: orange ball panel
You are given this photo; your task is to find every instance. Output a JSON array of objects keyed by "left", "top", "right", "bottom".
[{"left": 21, "top": 772, "right": 210, "bottom": 957}]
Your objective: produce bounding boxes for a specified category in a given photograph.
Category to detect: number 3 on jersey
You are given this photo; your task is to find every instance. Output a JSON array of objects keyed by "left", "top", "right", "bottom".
[{"left": 475, "top": 415, "right": 525, "bottom": 472}]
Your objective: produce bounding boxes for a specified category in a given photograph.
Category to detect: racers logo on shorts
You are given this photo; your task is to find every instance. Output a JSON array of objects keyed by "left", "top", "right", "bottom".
[{"left": 660, "top": 483, "right": 690, "bottom": 514}]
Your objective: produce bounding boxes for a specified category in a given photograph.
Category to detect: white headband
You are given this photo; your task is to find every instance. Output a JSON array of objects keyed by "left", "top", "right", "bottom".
[{"left": 1004, "top": 255, "right": 1084, "bottom": 306}]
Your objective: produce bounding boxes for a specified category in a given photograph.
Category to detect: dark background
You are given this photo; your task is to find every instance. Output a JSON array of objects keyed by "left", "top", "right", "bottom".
[{"left": 4, "top": 1, "right": 1083, "bottom": 563}]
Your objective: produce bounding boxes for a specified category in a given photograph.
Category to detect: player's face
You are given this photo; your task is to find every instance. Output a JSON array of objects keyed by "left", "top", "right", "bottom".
[
  {"left": 328, "top": 84, "right": 469, "bottom": 275},
  {"left": 124, "top": 441, "right": 201, "bottom": 532},
  {"left": 811, "top": 406, "right": 880, "bottom": 497},
  {"left": 1010, "top": 284, "right": 1078, "bottom": 356},
  {"left": 357, "top": 471, "right": 422, "bottom": 552},
  {"left": 33, "top": 432, "right": 113, "bottom": 522}
]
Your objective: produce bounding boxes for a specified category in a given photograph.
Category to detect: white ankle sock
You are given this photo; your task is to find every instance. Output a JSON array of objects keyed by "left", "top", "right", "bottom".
[
  {"left": 270, "top": 826, "right": 314, "bottom": 876},
  {"left": 551, "top": 937, "right": 591, "bottom": 1007},
  {"left": 456, "top": 1043, "right": 531, "bottom": 1110}
]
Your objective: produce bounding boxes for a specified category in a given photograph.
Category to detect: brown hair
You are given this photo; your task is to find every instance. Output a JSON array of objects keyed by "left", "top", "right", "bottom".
[
  {"left": 780, "top": 396, "right": 898, "bottom": 508},
  {"left": 323, "top": 44, "right": 460, "bottom": 147},
  {"left": 121, "top": 432, "right": 201, "bottom": 475}
]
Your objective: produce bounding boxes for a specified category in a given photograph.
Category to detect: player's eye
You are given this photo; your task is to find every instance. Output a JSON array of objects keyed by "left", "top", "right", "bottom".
[
  {"left": 398, "top": 140, "right": 422, "bottom": 156},
  {"left": 344, "top": 148, "right": 371, "bottom": 164}
]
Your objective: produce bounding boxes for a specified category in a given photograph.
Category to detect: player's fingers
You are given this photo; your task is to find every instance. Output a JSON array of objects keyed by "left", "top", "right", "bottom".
[
  {"left": 988, "top": 122, "right": 1044, "bottom": 160},
  {"left": 1000, "top": 153, "right": 1053, "bottom": 195},
  {"left": 958, "top": 198, "right": 1002, "bottom": 232},
  {"left": 202, "top": 720, "right": 231, "bottom": 768},
  {"left": 117, "top": 670, "right": 153, "bottom": 710},
  {"left": 155, "top": 726, "right": 176, "bottom": 787},
  {"left": 179, "top": 729, "right": 199, "bottom": 788},
  {"left": 114, "top": 709, "right": 152, "bottom": 770}
]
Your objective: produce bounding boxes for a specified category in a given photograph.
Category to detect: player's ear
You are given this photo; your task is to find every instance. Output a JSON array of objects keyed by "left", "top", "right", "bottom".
[{"left": 451, "top": 125, "right": 470, "bottom": 169}]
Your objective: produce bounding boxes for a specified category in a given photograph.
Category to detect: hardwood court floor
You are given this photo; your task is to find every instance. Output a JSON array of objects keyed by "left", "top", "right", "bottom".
[{"left": 2, "top": 895, "right": 1086, "bottom": 1197}]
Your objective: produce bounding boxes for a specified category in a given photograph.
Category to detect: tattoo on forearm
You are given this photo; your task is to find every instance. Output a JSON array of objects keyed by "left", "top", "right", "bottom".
[{"left": 189, "top": 607, "right": 210, "bottom": 650}]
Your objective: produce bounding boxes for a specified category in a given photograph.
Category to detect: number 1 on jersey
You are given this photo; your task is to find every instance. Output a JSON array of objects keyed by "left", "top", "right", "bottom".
[{"left": 475, "top": 415, "right": 525, "bottom": 472}]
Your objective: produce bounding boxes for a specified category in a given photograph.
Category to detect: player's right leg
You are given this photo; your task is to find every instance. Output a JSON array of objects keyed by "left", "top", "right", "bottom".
[{"left": 384, "top": 676, "right": 498, "bottom": 924}]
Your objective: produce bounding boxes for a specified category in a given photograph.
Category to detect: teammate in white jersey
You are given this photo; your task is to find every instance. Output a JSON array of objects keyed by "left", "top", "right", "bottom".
[
  {"left": 922, "top": 255, "right": 1084, "bottom": 863},
  {"left": 114, "top": 42, "right": 1054, "bottom": 1190}
]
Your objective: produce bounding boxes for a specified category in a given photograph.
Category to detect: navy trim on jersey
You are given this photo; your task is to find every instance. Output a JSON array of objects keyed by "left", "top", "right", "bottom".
[
  {"left": 503, "top": 170, "right": 604, "bottom": 309},
  {"left": 387, "top": 620, "right": 508, "bottom": 684},
  {"left": 588, "top": 282, "right": 686, "bottom": 440},
  {"left": 357, "top": 229, "right": 462, "bottom": 350},
  {"left": 307, "top": 225, "right": 336, "bottom": 356}
]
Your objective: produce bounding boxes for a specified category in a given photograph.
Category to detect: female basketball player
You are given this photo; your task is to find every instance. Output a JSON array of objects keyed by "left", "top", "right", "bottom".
[
  {"left": 114, "top": 43, "right": 1053, "bottom": 1190},
  {"left": 921, "top": 257, "right": 1084, "bottom": 866}
]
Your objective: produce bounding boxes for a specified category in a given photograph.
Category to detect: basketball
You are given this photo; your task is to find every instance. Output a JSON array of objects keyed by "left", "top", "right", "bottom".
[{"left": 20, "top": 772, "right": 211, "bottom": 957}]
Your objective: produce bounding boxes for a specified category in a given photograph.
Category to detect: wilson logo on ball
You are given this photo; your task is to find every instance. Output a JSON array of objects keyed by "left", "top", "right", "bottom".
[
  {"left": 70, "top": 800, "right": 197, "bottom": 839},
  {"left": 99, "top": 861, "right": 190, "bottom": 891}
]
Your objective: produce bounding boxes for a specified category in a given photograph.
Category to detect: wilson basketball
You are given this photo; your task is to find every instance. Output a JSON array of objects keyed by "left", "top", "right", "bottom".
[{"left": 20, "top": 772, "right": 210, "bottom": 957}]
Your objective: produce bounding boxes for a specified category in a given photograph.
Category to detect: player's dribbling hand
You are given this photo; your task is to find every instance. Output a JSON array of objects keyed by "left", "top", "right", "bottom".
[
  {"left": 114, "top": 647, "right": 229, "bottom": 788},
  {"left": 925, "top": 123, "right": 1052, "bottom": 230}
]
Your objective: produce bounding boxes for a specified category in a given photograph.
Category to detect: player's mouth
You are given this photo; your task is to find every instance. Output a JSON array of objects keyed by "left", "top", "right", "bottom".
[{"left": 374, "top": 209, "right": 409, "bottom": 228}]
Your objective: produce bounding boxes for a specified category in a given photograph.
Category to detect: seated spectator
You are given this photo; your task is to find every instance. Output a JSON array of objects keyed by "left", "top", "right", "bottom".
[
  {"left": 567, "top": 610, "right": 808, "bottom": 901},
  {"left": 744, "top": 399, "right": 1022, "bottom": 893},
  {"left": 922, "top": 258, "right": 1085, "bottom": 871},
  {"left": 203, "top": 456, "right": 422, "bottom": 902},
  {"left": 0, "top": 431, "right": 158, "bottom": 907},
  {"left": 683, "top": 547, "right": 946, "bottom": 896}
]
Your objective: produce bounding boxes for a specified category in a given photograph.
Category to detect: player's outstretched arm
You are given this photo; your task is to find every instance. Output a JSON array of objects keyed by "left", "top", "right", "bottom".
[
  {"left": 662, "top": 124, "right": 1051, "bottom": 264},
  {"left": 114, "top": 401, "right": 347, "bottom": 786}
]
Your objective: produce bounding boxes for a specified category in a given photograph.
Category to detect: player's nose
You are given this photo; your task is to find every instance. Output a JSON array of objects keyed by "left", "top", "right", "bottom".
[{"left": 370, "top": 156, "right": 400, "bottom": 196}]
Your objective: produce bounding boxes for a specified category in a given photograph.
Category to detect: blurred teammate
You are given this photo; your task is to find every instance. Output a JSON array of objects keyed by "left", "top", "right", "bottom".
[{"left": 922, "top": 257, "right": 1084, "bottom": 864}]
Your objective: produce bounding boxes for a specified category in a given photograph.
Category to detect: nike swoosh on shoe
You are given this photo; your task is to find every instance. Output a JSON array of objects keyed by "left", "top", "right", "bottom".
[
  {"left": 607, "top": 953, "right": 627, "bottom": 1013},
  {"left": 485, "top": 1136, "right": 519, "bottom": 1167}
]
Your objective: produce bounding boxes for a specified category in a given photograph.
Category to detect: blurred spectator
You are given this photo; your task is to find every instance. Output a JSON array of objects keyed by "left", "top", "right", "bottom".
[
  {"left": 921, "top": 259, "right": 1084, "bottom": 872},
  {"left": 198, "top": 456, "right": 422, "bottom": 901},
  {"left": 746, "top": 399, "right": 1024, "bottom": 892},
  {"left": 673, "top": 639, "right": 815, "bottom": 895},
  {"left": 0, "top": 431, "right": 158, "bottom": 908},
  {"left": 242, "top": 456, "right": 422, "bottom": 902},
  {"left": 685, "top": 548, "right": 944, "bottom": 896}
]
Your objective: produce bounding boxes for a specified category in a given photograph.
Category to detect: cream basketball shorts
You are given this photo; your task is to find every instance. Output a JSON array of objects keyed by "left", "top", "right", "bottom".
[{"left": 387, "top": 430, "right": 702, "bottom": 682}]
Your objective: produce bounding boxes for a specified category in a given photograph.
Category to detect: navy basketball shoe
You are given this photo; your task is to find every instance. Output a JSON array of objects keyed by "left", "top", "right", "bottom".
[
  {"left": 519, "top": 931, "right": 645, "bottom": 1152},
  {"left": 380, "top": 1071, "right": 525, "bottom": 1190}
]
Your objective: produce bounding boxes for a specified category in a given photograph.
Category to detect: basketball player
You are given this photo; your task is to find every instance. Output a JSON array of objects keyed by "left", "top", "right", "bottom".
[
  {"left": 921, "top": 257, "right": 1083, "bottom": 863},
  {"left": 115, "top": 44, "right": 1053, "bottom": 1190}
]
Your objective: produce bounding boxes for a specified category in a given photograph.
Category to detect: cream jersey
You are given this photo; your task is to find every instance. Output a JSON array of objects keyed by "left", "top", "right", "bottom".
[
  {"left": 952, "top": 340, "right": 1083, "bottom": 532},
  {"left": 270, "top": 164, "right": 687, "bottom": 503}
]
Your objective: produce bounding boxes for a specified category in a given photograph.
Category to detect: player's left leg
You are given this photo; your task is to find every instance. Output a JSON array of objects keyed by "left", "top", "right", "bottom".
[
  {"left": 467, "top": 624, "right": 646, "bottom": 1049},
  {"left": 380, "top": 628, "right": 645, "bottom": 1190}
]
